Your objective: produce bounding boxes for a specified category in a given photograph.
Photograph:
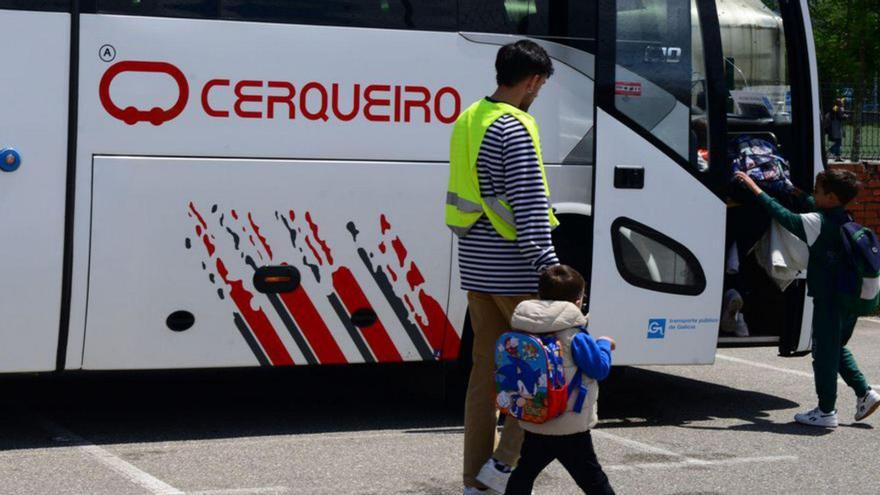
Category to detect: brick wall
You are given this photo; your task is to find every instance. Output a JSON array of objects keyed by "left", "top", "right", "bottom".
[{"left": 830, "top": 162, "right": 880, "bottom": 232}]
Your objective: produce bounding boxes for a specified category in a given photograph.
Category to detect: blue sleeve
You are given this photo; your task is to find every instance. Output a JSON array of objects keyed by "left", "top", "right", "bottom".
[{"left": 571, "top": 333, "right": 612, "bottom": 381}]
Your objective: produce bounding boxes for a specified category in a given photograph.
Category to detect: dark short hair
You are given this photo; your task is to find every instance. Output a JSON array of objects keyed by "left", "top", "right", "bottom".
[
  {"left": 817, "top": 169, "right": 861, "bottom": 205},
  {"left": 538, "top": 265, "right": 585, "bottom": 304},
  {"left": 495, "top": 40, "right": 554, "bottom": 87}
]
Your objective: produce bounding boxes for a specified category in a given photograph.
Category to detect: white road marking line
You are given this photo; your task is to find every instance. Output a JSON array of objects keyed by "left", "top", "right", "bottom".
[
  {"left": 129, "top": 426, "right": 466, "bottom": 450},
  {"left": 591, "top": 430, "right": 709, "bottom": 466},
  {"left": 716, "top": 353, "right": 880, "bottom": 389},
  {"left": 189, "top": 488, "right": 288, "bottom": 495},
  {"left": 35, "top": 416, "right": 185, "bottom": 495},
  {"left": 604, "top": 455, "right": 797, "bottom": 472},
  {"left": 595, "top": 429, "right": 798, "bottom": 471},
  {"left": 716, "top": 354, "right": 814, "bottom": 379}
]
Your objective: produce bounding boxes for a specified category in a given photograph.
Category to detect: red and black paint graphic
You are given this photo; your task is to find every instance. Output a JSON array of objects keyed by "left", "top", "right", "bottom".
[
  {"left": 348, "top": 215, "right": 459, "bottom": 361},
  {"left": 277, "top": 210, "right": 402, "bottom": 363},
  {"left": 188, "top": 202, "right": 294, "bottom": 366},
  {"left": 187, "top": 203, "right": 458, "bottom": 366},
  {"left": 190, "top": 203, "right": 348, "bottom": 365}
]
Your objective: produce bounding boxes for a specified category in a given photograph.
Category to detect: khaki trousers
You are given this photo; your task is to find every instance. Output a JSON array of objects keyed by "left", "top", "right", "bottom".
[{"left": 463, "top": 291, "right": 533, "bottom": 488}]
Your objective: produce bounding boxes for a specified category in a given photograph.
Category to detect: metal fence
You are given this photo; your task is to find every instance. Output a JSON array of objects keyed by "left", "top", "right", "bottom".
[{"left": 821, "top": 83, "right": 880, "bottom": 161}]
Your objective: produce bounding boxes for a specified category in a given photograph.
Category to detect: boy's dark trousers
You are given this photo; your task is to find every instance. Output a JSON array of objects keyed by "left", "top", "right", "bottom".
[
  {"left": 813, "top": 298, "right": 870, "bottom": 413},
  {"left": 505, "top": 431, "right": 615, "bottom": 495}
]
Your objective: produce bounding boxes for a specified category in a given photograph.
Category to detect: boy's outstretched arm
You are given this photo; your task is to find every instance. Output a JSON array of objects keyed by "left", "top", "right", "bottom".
[
  {"left": 571, "top": 333, "right": 613, "bottom": 381},
  {"left": 734, "top": 171, "right": 819, "bottom": 245}
]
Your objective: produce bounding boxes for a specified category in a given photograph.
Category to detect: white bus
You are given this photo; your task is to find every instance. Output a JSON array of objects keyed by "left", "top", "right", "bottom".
[{"left": 0, "top": 0, "right": 821, "bottom": 373}]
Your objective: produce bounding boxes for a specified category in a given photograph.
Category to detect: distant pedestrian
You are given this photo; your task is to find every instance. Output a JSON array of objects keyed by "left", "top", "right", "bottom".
[
  {"left": 445, "top": 39, "right": 560, "bottom": 494},
  {"left": 824, "top": 98, "right": 846, "bottom": 161}
]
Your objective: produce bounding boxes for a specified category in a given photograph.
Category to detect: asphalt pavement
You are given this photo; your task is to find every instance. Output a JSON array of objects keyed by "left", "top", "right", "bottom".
[{"left": 1, "top": 320, "right": 880, "bottom": 494}]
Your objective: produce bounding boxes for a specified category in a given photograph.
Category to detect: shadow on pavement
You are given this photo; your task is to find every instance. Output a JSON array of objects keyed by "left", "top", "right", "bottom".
[
  {"left": 0, "top": 362, "right": 811, "bottom": 451},
  {"left": 599, "top": 367, "right": 829, "bottom": 437}
]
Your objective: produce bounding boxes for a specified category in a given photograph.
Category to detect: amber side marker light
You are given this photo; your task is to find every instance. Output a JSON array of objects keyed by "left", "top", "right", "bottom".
[{"left": 253, "top": 266, "right": 301, "bottom": 294}]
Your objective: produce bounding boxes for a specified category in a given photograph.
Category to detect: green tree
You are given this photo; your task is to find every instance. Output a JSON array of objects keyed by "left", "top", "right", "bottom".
[{"left": 809, "top": 0, "right": 880, "bottom": 161}]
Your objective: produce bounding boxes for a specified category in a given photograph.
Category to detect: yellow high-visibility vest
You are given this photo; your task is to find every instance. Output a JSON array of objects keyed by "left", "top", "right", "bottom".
[{"left": 445, "top": 99, "right": 558, "bottom": 240}]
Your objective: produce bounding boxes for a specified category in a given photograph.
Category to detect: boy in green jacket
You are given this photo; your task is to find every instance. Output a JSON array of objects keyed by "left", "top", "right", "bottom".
[{"left": 736, "top": 169, "right": 880, "bottom": 427}]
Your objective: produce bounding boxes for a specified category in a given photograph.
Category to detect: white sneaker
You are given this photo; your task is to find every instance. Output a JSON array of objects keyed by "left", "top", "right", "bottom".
[
  {"left": 463, "top": 486, "right": 491, "bottom": 495},
  {"left": 476, "top": 459, "right": 511, "bottom": 494},
  {"left": 794, "top": 407, "right": 838, "bottom": 428},
  {"left": 721, "top": 289, "right": 743, "bottom": 333},
  {"left": 855, "top": 389, "right": 880, "bottom": 422},
  {"left": 734, "top": 313, "right": 750, "bottom": 338}
]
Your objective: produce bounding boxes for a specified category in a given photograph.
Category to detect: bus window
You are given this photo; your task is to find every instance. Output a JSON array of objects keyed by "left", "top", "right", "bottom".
[
  {"left": 0, "top": 0, "right": 69, "bottom": 10},
  {"left": 717, "top": 0, "right": 790, "bottom": 123},
  {"left": 458, "top": 0, "right": 598, "bottom": 166},
  {"left": 220, "top": 0, "right": 456, "bottom": 30},
  {"left": 614, "top": 0, "right": 710, "bottom": 172},
  {"left": 459, "top": 0, "right": 596, "bottom": 49},
  {"left": 96, "top": 0, "right": 219, "bottom": 18},
  {"left": 96, "top": 0, "right": 457, "bottom": 30}
]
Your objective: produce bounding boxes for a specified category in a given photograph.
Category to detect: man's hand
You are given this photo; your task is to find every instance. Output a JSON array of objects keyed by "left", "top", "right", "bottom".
[
  {"left": 597, "top": 336, "right": 616, "bottom": 351},
  {"left": 734, "top": 171, "right": 763, "bottom": 196}
]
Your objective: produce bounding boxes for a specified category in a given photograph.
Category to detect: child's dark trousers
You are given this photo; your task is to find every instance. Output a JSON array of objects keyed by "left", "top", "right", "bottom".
[
  {"left": 505, "top": 431, "right": 615, "bottom": 495},
  {"left": 812, "top": 298, "right": 870, "bottom": 413}
]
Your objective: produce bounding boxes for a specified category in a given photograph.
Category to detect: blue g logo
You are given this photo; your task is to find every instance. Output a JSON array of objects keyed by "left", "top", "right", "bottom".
[{"left": 648, "top": 319, "right": 666, "bottom": 339}]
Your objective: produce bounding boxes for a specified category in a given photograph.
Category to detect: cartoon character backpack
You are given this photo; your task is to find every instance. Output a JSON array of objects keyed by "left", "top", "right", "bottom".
[
  {"left": 837, "top": 216, "right": 880, "bottom": 315},
  {"left": 494, "top": 331, "right": 586, "bottom": 424}
]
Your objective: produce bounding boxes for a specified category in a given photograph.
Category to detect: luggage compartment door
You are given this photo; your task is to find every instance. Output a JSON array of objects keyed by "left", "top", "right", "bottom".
[
  {"left": 0, "top": 8, "right": 70, "bottom": 372},
  {"left": 589, "top": 0, "right": 727, "bottom": 365},
  {"left": 83, "top": 157, "right": 456, "bottom": 370}
]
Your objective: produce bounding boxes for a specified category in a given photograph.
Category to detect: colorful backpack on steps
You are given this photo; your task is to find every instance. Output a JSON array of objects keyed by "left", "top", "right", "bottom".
[{"left": 494, "top": 331, "right": 586, "bottom": 424}]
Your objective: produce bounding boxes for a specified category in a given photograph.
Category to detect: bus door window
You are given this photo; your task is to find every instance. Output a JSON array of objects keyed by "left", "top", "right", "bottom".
[
  {"left": 717, "top": 0, "right": 790, "bottom": 125},
  {"left": 611, "top": 218, "right": 706, "bottom": 295},
  {"left": 614, "top": 0, "right": 710, "bottom": 173}
]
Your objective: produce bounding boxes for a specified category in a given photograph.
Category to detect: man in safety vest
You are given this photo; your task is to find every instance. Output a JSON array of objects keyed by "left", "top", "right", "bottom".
[{"left": 446, "top": 40, "right": 560, "bottom": 495}]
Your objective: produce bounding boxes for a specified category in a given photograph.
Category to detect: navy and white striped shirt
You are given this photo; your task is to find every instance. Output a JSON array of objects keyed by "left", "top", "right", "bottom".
[{"left": 458, "top": 110, "right": 559, "bottom": 295}]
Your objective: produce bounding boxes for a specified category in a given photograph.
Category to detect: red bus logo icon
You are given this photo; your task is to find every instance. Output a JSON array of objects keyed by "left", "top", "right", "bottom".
[{"left": 99, "top": 61, "right": 189, "bottom": 125}]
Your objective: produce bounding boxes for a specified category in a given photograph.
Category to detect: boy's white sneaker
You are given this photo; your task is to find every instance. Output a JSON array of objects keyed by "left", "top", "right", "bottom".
[
  {"left": 855, "top": 389, "right": 880, "bottom": 422},
  {"left": 476, "top": 459, "right": 512, "bottom": 494},
  {"left": 794, "top": 407, "right": 838, "bottom": 428}
]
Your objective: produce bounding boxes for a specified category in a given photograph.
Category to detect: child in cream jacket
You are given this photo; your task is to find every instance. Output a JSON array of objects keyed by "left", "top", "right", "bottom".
[{"left": 504, "top": 265, "right": 615, "bottom": 495}]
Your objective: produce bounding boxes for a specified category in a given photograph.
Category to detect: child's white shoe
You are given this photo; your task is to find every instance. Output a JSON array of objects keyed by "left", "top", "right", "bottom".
[
  {"left": 463, "top": 486, "right": 492, "bottom": 495},
  {"left": 734, "top": 313, "right": 750, "bottom": 337},
  {"left": 794, "top": 407, "right": 838, "bottom": 428},
  {"left": 855, "top": 389, "right": 880, "bottom": 422},
  {"left": 721, "top": 289, "right": 743, "bottom": 333},
  {"left": 476, "top": 459, "right": 512, "bottom": 494}
]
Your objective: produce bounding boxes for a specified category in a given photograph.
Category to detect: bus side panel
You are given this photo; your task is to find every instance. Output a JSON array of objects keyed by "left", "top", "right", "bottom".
[
  {"left": 67, "top": 15, "right": 597, "bottom": 369},
  {"left": 0, "top": 10, "right": 69, "bottom": 373},
  {"left": 83, "top": 157, "right": 454, "bottom": 369}
]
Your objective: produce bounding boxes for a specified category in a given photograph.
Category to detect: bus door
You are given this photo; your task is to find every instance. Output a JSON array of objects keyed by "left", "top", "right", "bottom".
[
  {"left": 0, "top": 5, "right": 71, "bottom": 372},
  {"left": 715, "top": 0, "right": 818, "bottom": 356},
  {"left": 589, "top": 0, "right": 729, "bottom": 365}
]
